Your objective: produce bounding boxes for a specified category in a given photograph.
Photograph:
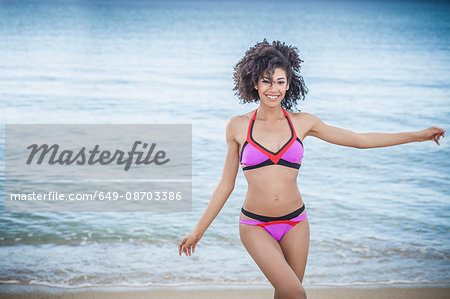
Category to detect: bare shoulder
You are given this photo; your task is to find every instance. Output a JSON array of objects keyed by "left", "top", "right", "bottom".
[
  {"left": 287, "top": 111, "right": 319, "bottom": 126},
  {"left": 227, "top": 110, "right": 254, "bottom": 129},
  {"left": 286, "top": 111, "right": 321, "bottom": 138},
  {"left": 226, "top": 110, "right": 254, "bottom": 142}
]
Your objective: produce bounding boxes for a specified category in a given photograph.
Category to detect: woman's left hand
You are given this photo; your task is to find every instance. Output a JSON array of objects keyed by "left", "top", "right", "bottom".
[{"left": 416, "top": 127, "right": 446, "bottom": 145}]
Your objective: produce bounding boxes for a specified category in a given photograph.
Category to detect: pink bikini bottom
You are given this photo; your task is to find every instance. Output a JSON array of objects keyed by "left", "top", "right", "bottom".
[{"left": 239, "top": 205, "right": 308, "bottom": 242}]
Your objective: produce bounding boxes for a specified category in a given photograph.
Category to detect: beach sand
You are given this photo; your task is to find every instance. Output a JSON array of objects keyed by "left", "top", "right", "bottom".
[{"left": 0, "top": 286, "right": 449, "bottom": 299}]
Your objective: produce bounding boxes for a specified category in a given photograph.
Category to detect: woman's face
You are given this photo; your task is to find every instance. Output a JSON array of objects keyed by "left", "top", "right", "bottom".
[{"left": 254, "top": 67, "right": 289, "bottom": 107}]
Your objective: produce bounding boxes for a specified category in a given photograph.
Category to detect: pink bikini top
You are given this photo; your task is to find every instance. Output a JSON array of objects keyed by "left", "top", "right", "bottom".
[{"left": 239, "top": 108, "right": 304, "bottom": 171}]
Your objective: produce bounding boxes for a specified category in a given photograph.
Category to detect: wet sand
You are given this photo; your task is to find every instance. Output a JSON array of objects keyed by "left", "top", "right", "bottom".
[{"left": 0, "top": 285, "right": 449, "bottom": 299}]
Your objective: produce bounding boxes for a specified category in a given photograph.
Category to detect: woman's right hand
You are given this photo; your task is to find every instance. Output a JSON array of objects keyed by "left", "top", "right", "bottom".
[{"left": 178, "top": 230, "right": 203, "bottom": 256}]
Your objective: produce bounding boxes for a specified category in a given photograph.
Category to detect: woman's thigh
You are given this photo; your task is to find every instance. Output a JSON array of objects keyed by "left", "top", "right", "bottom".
[
  {"left": 278, "top": 218, "right": 310, "bottom": 282},
  {"left": 239, "top": 223, "right": 303, "bottom": 292}
]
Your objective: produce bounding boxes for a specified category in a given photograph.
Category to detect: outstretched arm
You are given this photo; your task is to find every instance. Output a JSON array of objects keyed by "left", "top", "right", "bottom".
[
  {"left": 304, "top": 113, "right": 446, "bottom": 148},
  {"left": 178, "top": 116, "right": 240, "bottom": 256}
]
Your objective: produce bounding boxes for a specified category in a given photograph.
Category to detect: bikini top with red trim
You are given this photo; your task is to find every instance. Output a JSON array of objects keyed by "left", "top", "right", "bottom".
[{"left": 239, "top": 108, "right": 304, "bottom": 171}]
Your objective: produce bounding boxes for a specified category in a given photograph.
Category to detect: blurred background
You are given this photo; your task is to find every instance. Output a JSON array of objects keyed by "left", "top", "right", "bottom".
[{"left": 0, "top": 0, "right": 449, "bottom": 288}]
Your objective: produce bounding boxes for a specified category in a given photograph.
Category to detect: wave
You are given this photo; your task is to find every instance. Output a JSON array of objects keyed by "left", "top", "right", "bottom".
[{"left": 0, "top": 279, "right": 449, "bottom": 289}]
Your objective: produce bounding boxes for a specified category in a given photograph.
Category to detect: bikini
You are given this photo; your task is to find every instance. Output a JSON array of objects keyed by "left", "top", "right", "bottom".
[{"left": 238, "top": 107, "right": 307, "bottom": 242}]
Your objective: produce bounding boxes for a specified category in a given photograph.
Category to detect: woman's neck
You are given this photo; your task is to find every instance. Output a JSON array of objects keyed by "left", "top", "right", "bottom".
[{"left": 257, "top": 104, "right": 284, "bottom": 121}]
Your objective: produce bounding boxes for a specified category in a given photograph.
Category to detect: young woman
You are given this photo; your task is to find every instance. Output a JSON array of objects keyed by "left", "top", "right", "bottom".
[{"left": 178, "top": 40, "right": 445, "bottom": 299}]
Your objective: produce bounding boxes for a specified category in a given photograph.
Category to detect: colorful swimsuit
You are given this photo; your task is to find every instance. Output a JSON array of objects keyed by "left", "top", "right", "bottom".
[
  {"left": 239, "top": 107, "right": 304, "bottom": 171},
  {"left": 240, "top": 205, "right": 307, "bottom": 242},
  {"left": 239, "top": 108, "right": 307, "bottom": 242}
]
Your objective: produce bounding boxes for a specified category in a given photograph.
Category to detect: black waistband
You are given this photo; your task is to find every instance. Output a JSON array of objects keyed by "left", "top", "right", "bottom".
[{"left": 241, "top": 204, "right": 305, "bottom": 222}]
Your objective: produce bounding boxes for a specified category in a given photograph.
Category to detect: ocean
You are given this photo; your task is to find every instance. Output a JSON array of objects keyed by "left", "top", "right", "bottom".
[{"left": 0, "top": 0, "right": 449, "bottom": 289}]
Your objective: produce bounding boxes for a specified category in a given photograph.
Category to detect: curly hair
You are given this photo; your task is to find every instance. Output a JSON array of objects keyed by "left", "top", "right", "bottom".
[{"left": 233, "top": 39, "right": 308, "bottom": 112}]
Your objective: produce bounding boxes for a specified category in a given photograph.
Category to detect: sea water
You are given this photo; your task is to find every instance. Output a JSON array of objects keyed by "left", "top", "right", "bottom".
[{"left": 0, "top": 0, "right": 449, "bottom": 288}]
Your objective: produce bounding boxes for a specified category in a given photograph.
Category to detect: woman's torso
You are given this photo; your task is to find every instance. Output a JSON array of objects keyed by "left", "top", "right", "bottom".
[{"left": 236, "top": 108, "right": 311, "bottom": 217}]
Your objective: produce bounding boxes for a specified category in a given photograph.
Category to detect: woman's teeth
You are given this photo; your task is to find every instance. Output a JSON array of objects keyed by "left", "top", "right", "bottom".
[{"left": 267, "top": 95, "right": 278, "bottom": 99}]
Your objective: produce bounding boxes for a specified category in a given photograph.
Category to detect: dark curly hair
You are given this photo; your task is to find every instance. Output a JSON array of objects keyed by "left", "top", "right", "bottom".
[{"left": 233, "top": 39, "right": 308, "bottom": 112}]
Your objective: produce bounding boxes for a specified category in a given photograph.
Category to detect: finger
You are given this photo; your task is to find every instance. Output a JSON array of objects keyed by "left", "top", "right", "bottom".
[
  {"left": 178, "top": 240, "right": 186, "bottom": 254},
  {"left": 178, "top": 241, "right": 186, "bottom": 254},
  {"left": 192, "top": 244, "right": 196, "bottom": 254},
  {"left": 432, "top": 127, "right": 442, "bottom": 135},
  {"left": 188, "top": 246, "right": 191, "bottom": 256},
  {"left": 434, "top": 136, "right": 440, "bottom": 145}
]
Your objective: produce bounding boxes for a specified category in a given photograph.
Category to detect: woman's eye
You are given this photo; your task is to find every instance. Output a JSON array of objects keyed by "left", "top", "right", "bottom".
[
  {"left": 262, "top": 80, "right": 270, "bottom": 84},
  {"left": 278, "top": 81, "right": 285, "bottom": 85}
]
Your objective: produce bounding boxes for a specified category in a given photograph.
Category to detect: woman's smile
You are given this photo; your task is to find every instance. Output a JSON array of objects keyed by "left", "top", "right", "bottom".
[
  {"left": 266, "top": 94, "right": 280, "bottom": 100},
  {"left": 255, "top": 67, "right": 290, "bottom": 105}
]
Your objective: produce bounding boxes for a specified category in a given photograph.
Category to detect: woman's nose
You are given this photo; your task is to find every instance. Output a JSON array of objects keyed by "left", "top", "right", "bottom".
[{"left": 269, "top": 83, "right": 277, "bottom": 91}]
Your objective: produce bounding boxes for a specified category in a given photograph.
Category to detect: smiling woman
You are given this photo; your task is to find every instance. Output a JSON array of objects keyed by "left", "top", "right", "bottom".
[
  {"left": 256, "top": 68, "right": 290, "bottom": 104},
  {"left": 178, "top": 39, "right": 445, "bottom": 299},
  {"left": 232, "top": 39, "right": 308, "bottom": 112}
]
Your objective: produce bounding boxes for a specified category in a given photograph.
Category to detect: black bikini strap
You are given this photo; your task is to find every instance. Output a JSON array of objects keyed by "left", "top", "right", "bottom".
[{"left": 241, "top": 204, "right": 305, "bottom": 222}]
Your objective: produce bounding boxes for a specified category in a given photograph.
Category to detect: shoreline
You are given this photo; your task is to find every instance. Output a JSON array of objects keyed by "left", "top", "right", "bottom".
[{"left": 0, "top": 283, "right": 449, "bottom": 299}]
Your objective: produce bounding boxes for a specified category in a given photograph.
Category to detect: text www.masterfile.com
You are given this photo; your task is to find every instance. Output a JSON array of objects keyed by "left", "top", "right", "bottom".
[{"left": 9, "top": 191, "right": 184, "bottom": 201}]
